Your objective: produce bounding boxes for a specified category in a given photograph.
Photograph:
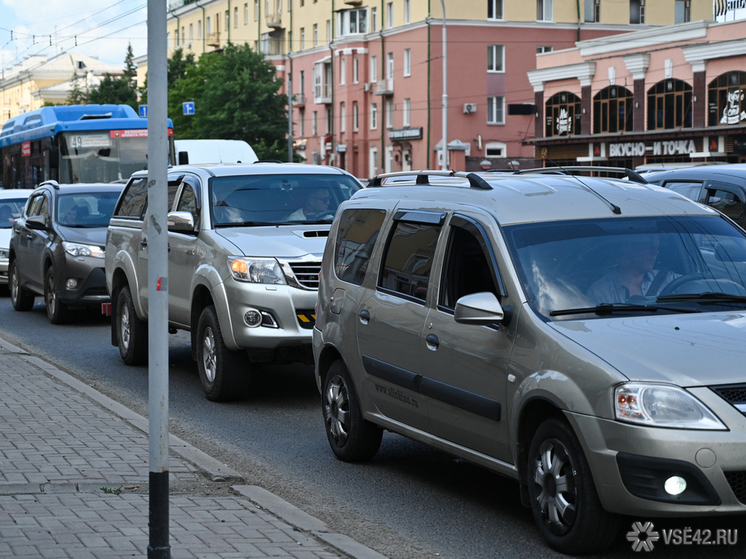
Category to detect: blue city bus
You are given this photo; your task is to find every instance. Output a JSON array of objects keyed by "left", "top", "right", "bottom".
[{"left": 0, "top": 104, "right": 174, "bottom": 189}]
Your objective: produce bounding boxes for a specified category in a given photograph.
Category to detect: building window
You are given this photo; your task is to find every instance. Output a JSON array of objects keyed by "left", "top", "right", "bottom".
[
  {"left": 487, "top": 96, "right": 505, "bottom": 125},
  {"left": 353, "top": 58, "right": 359, "bottom": 83},
  {"left": 327, "top": 20, "right": 331, "bottom": 41},
  {"left": 647, "top": 79, "right": 693, "bottom": 130},
  {"left": 338, "top": 8, "right": 368, "bottom": 36},
  {"left": 487, "top": 45, "right": 504, "bottom": 72},
  {"left": 189, "top": 23, "right": 193, "bottom": 41},
  {"left": 537, "top": 0, "right": 552, "bottom": 21},
  {"left": 313, "top": 23, "right": 318, "bottom": 46},
  {"left": 630, "top": 0, "right": 645, "bottom": 23},
  {"left": 312, "top": 111, "right": 318, "bottom": 136},
  {"left": 593, "top": 86, "right": 634, "bottom": 134},
  {"left": 207, "top": 16, "right": 211, "bottom": 34},
  {"left": 353, "top": 102, "right": 359, "bottom": 131},
  {"left": 536, "top": 45, "right": 553, "bottom": 54},
  {"left": 386, "top": 100, "right": 394, "bottom": 128},
  {"left": 340, "top": 57, "right": 346, "bottom": 85},
  {"left": 371, "top": 103, "right": 378, "bottom": 129},
  {"left": 255, "top": 0, "right": 259, "bottom": 20},
  {"left": 488, "top": 0, "right": 503, "bottom": 20},
  {"left": 403, "top": 49, "right": 411, "bottom": 77},
  {"left": 299, "top": 108, "right": 305, "bottom": 136},
  {"left": 387, "top": 2, "right": 394, "bottom": 28},
  {"left": 675, "top": 0, "right": 690, "bottom": 24},
  {"left": 387, "top": 52, "right": 394, "bottom": 80},
  {"left": 371, "top": 7, "right": 378, "bottom": 31},
  {"left": 584, "top": 0, "right": 599, "bottom": 22},
  {"left": 485, "top": 141, "right": 507, "bottom": 157},
  {"left": 371, "top": 56, "right": 378, "bottom": 83},
  {"left": 226, "top": 10, "right": 230, "bottom": 30},
  {"left": 370, "top": 146, "right": 378, "bottom": 177},
  {"left": 300, "top": 27, "right": 305, "bottom": 49},
  {"left": 198, "top": 20, "right": 202, "bottom": 39},
  {"left": 404, "top": 0, "right": 410, "bottom": 24},
  {"left": 403, "top": 98, "right": 411, "bottom": 127},
  {"left": 244, "top": 3, "right": 249, "bottom": 25},
  {"left": 325, "top": 107, "right": 330, "bottom": 134},
  {"left": 234, "top": 7, "right": 239, "bottom": 27},
  {"left": 545, "top": 92, "right": 581, "bottom": 136},
  {"left": 341, "top": 103, "right": 346, "bottom": 133},
  {"left": 708, "top": 71, "right": 746, "bottom": 126}
]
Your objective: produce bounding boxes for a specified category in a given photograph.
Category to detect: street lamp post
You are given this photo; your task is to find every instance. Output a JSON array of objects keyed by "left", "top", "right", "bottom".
[{"left": 440, "top": 0, "right": 448, "bottom": 170}]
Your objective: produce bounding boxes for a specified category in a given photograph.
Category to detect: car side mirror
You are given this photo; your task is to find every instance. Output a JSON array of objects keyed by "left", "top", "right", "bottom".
[
  {"left": 26, "top": 215, "right": 47, "bottom": 230},
  {"left": 167, "top": 211, "right": 196, "bottom": 233},
  {"left": 178, "top": 151, "right": 189, "bottom": 165},
  {"left": 454, "top": 292, "right": 505, "bottom": 326}
]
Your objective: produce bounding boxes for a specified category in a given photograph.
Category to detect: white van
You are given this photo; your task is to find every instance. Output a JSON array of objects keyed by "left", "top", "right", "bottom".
[{"left": 175, "top": 139, "right": 258, "bottom": 165}]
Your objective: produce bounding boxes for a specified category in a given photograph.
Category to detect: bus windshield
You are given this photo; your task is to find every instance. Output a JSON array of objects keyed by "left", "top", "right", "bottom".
[{"left": 58, "top": 130, "right": 149, "bottom": 183}]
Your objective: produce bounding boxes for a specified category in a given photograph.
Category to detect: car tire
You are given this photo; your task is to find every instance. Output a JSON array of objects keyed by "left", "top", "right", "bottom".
[
  {"left": 527, "top": 417, "right": 618, "bottom": 555},
  {"left": 9, "top": 259, "right": 34, "bottom": 311},
  {"left": 322, "top": 360, "right": 383, "bottom": 462},
  {"left": 44, "top": 266, "right": 70, "bottom": 324},
  {"left": 196, "top": 305, "right": 250, "bottom": 402},
  {"left": 117, "top": 285, "right": 148, "bottom": 366}
]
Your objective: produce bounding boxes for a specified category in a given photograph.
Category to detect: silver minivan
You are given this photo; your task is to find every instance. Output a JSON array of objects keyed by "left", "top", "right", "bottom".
[{"left": 313, "top": 170, "right": 746, "bottom": 554}]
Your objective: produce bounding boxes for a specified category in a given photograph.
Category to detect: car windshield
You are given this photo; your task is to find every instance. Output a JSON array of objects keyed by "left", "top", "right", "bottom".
[
  {"left": 0, "top": 198, "right": 27, "bottom": 229},
  {"left": 504, "top": 215, "right": 746, "bottom": 319},
  {"left": 56, "top": 192, "right": 120, "bottom": 228},
  {"left": 209, "top": 174, "right": 362, "bottom": 227}
]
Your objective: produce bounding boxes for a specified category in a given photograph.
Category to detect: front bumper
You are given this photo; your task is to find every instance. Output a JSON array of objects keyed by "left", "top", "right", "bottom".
[
  {"left": 567, "top": 388, "right": 746, "bottom": 516},
  {"left": 57, "top": 261, "right": 110, "bottom": 307}
]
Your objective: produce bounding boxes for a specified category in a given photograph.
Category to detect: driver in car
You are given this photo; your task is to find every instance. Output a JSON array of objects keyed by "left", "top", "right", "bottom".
[
  {"left": 287, "top": 188, "right": 331, "bottom": 221},
  {"left": 586, "top": 235, "right": 679, "bottom": 303}
]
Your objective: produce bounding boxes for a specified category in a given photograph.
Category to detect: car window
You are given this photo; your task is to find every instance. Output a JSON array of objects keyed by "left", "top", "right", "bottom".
[
  {"left": 439, "top": 217, "right": 500, "bottom": 310},
  {"left": 705, "top": 189, "right": 745, "bottom": 224},
  {"left": 115, "top": 178, "right": 148, "bottom": 218},
  {"left": 663, "top": 181, "right": 703, "bottom": 201},
  {"left": 57, "top": 191, "right": 121, "bottom": 227},
  {"left": 334, "top": 208, "right": 386, "bottom": 285},
  {"left": 175, "top": 180, "right": 200, "bottom": 224},
  {"left": 378, "top": 219, "right": 441, "bottom": 302},
  {"left": 0, "top": 198, "right": 27, "bottom": 228}
]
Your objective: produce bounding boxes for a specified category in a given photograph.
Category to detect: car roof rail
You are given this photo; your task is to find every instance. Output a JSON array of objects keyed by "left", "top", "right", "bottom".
[
  {"left": 368, "top": 170, "right": 493, "bottom": 190},
  {"left": 515, "top": 165, "right": 648, "bottom": 184},
  {"left": 38, "top": 180, "right": 60, "bottom": 190}
]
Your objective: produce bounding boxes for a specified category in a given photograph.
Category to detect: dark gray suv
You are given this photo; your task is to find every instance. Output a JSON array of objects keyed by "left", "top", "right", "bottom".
[{"left": 9, "top": 181, "right": 123, "bottom": 323}]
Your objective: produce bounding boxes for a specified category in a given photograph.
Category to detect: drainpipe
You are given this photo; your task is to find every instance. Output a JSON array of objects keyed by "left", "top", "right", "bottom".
[
  {"left": 288, "top": 1, "right": 294, "bottom": 161},
  {"left": 576, "top": 0, "right": 581, "bottom": 41},
  {"left": 426, "top": 6, "right": 431, "bottom": 168},
  {"left": 329, "top": 0, "right": 335, "bottom": 166},
  {"left": 380, "top": 0, "right": 385, "bottom": 170},
  {"left": 228, "top": 0, "right": 231, "bottom": 44},
  {"left": 438, "top": 0, "right": 447, "bottom": 170}
]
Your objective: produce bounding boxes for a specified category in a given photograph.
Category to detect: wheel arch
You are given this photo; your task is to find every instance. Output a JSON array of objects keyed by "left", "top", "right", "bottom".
[
  {"left": 516, "top": 396, "right": 566, "bottom": 497},
  {"left": 190, "top": 284, "right": 214, "bottom": 360}
]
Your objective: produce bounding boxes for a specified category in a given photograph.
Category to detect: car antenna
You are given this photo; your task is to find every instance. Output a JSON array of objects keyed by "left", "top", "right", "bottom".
[{"left": 541, "top": 149, "right": 622, "bottom": 215}]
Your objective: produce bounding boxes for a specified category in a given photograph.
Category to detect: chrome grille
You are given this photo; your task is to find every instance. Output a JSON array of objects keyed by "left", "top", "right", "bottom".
[{"left": 288, "top": 261, "right": 321, "bottom": 289}]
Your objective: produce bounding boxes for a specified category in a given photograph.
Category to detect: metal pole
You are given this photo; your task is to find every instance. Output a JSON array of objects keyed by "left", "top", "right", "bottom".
[
  {"left": 146, "top": 0, "right": 170, "bottom": 557},
  {"left": 288, "top": 74, "right": 294, "bottom": 162},
  {"left": 439, "top": 0, "right": 448, "bottom": 170}
]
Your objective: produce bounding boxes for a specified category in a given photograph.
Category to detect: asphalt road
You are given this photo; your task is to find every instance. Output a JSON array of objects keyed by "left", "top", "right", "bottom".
[{"left": 0, "top": 292, "right": 743, "bottom": 559}]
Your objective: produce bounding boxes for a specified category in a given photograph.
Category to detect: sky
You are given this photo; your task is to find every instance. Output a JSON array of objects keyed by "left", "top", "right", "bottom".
[{"left": 0, "top": 0, "right": 149, "bottom": 73}]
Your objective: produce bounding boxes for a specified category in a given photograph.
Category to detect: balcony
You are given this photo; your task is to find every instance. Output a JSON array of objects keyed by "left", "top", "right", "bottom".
[
  {"left": 314, "top": 84, "right": 332, "bottom": 105},
  {"left": 292, "top": 93, "right": 306, "bottom": 107},
  {"left": 266, "top": 0, "right": 282, "bottom": 28},
  {"left": 375, "top": 78, "right": 394, "bottom": 96},
  {"left": 344, "top": 0, "right": 363, "bottom": 5},
  {"left": 207, "top": 32, "right": 220, "bottom": 48}
]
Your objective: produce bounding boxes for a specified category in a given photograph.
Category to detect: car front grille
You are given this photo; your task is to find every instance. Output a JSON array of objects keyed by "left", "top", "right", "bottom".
[
  {"left": 710, "top": 383, "right": 746, "bottom": 417},
  {"left": 724, "top": 471, "right": 746, "bottom": 505},
  {"left": 288, "top": 261, "right": 321, "bottom": 289}
]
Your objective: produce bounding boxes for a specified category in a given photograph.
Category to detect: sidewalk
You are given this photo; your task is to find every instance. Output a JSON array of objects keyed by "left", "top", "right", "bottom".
[{"left": 0, "top": 336, "right": 386, "bottom": 559}]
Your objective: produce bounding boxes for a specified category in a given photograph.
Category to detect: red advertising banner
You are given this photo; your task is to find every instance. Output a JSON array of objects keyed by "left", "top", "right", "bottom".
[
  {"left": 21, "top": 141, "right": 31, "bottom": 157},
  {"left": 110, "top": 129, "right": 174, "bottom": 138}
]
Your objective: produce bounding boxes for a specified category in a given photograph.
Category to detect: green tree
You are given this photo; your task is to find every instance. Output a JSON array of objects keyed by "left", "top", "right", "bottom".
[
  {"left": 88, "top": 43, "right": 138, "bottom": 109},
  {"left": 67, "top": 71, "right": 88, "bottom": 104}
]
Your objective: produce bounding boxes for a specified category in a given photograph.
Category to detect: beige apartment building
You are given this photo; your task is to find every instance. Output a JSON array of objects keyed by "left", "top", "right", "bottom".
[
  {"left": 163, "top": 0, "right": 715, "bottom": 176},
  {"left": 0, "top": 53, "right": 122, "bottom": 126}
]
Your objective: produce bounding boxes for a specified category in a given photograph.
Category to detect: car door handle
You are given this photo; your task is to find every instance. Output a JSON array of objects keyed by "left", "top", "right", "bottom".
[
  {"left": 425, "top": 334, "right": 439, "bottom": 351},
  {"left": 26, "top": 234, "right": 33, "bottom": 240},
  {"left": 359, "top": 309, "right": 370, "bottom": 324},
  {"left": 140, "top": 239, "right": 147, "bottom": 249}
]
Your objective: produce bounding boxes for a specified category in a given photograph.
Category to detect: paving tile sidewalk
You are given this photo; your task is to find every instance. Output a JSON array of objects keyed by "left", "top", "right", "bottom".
[{"left": 0, "top": 336, "right": 385, "bottom": 559}]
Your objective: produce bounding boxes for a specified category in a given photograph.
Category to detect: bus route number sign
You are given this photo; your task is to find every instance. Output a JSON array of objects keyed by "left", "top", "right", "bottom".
[{"left": 70, "top": 135, "right": 111, "bottom": 148}]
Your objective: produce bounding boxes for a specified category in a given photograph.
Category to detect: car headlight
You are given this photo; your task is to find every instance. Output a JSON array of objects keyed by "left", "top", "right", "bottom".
[
  {"left": 615, "top": 383, "right": 726, "bottom": 430},
  {"left": 0, "top": 248, "right": 8, "bottom": 260},
  {"left": 63, "top": 242, "right": 105, "bottom": 259},
  {"left": 228, "top": 257, "right": 286, "bottom": 284}
]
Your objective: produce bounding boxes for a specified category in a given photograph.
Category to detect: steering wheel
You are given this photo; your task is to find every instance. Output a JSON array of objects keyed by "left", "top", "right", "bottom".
[{"left": 659, "top": 273, "right": 746, "bottom": 296}]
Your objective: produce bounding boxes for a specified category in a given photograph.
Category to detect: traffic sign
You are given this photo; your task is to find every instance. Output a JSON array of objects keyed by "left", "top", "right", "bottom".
[
  {"left": 183, "top": 101, "right": 195, "bottom": 115},
  {"left": 138, "top": 105, "right": 148, "bottom": 117}
]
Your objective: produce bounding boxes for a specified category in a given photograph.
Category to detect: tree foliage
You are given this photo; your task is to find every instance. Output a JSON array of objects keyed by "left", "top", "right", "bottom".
[
  {"left": 158, "top": 44, "right": 288, "bottom": 160},
  {"left": 87, "top": 44, "right": 138, "bottom": 109}
]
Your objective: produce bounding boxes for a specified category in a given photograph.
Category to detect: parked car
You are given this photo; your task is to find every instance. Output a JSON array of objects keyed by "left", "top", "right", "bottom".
[
  {"left": 644, "top": 164, "right": 746, "bottom": 228},
  {"left": 105, "top": 162, "right": 362, "bottom": 402},
  {"left": 9, "top": 181, "right": 123, "bottom": 323},
  {"left": 313, "top": 170, "right": 746, "bottom": 554},
  {"left": 0, "top": 189, "right": 32, "bottom": 289}
]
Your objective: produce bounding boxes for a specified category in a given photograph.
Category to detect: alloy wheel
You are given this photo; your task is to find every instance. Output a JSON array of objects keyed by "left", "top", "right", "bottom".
[
  {"left": 201, "top": 326, "right": 217, "bottom": 383},
  {"left": 532, "top": 438, "right": 578, "bottom": 534},
  {"left": 324, "top": 375, "right": 350, "bottom": 447}
]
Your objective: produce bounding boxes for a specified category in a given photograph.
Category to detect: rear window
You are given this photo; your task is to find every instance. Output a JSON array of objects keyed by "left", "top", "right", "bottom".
[{"left": 379, "top": 220, "right": 441, "bottom": 302}]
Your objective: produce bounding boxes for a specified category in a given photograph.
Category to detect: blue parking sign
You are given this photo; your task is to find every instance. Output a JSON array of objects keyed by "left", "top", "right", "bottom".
[
  {"left": 183, "top": 102, "right": 195, "bottom": 115},
  {"left": 138, "top": 105, "right": 148, "bottom": 117}
]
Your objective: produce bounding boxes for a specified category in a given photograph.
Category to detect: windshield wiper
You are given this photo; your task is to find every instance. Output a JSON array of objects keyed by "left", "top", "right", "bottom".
[
  {"left": 215, "top": 221, "right": 280, "bottom": 227},
  {"left": 657, "top": 292, "right": 746, "bottom": 303},
  {"left": 550, "top": 302, "right": 699, "bottom": 317}
]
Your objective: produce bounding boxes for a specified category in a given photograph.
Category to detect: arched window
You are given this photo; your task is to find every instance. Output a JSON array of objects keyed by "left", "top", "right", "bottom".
[
  {"left": 708, "top": 71, "right": 746, "bottom": 127},
  {"left": 545, "top": 92, "right": 581, "bottom": 137},
  {"left": 593, "top": 86, "right": 634, "bottom": 134},
  {"left": 647, "top": 79, "right": 692, "bottom": 130}
]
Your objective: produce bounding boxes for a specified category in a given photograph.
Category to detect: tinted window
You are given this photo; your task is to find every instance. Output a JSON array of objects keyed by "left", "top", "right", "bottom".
[
  {"left": 0, "top": 198, "right": 27, "bottom": 229},
  {"left": 116, "top": 178, "right": 148, "bottom": 218},
  {"left": 379, "top": 220, "right": 441, "bottom": 301},
  {"left": 334, "top": 208, "right": 385, "bottom": 285},
  {"left": 57, "top": 191, "right": 121, "bottom": 227},
  {"left": 706, "top": 189, "right": 744, "bottom": 224},
  {"left": 176, "top": 182, "right": 199, "bottom": 224},
  {"left": 665, "top": 181, "right": 702, "bottom": 201}
]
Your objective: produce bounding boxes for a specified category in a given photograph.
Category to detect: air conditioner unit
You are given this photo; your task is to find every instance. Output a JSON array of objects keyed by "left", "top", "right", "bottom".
[
  {"left": 463, "top": 103, "right": 477, "bottom": 114},
  {"left": 363, "top": 83, "right": 372, "bottom": 93}
]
